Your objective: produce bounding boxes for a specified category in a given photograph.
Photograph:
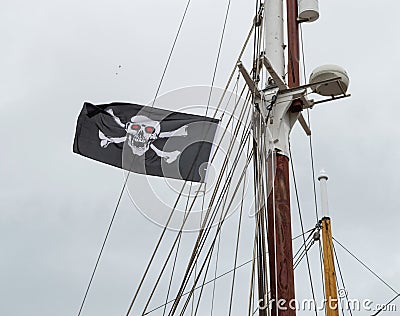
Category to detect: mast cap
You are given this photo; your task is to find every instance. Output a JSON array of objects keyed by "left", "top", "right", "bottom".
[{"left": 318, "top": 169, "right": 329, "bottom": 181}]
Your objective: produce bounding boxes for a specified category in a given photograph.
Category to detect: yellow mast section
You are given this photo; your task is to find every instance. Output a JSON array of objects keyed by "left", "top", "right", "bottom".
[{"left": 319, "top": 171, "right": 339, "bottom": 316}]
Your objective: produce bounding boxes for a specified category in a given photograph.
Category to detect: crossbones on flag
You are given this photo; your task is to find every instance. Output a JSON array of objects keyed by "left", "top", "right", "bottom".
[{"left": 73, "top": 102, "right": 220, "bottom": 182}]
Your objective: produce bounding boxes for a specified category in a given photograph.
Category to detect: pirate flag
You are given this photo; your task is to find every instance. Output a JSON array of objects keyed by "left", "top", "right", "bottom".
[{"left": 73, "top": 102, "right": 220, "bottom": 182}]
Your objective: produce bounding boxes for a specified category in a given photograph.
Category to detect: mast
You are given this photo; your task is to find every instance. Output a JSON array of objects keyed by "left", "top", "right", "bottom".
[
  {"left": 236, "top": 0, "right": 349, "bottom": 314},
  {"left": 264, "top": 0, "right": 296, "bottom": 315},
  {"left": 318, "top": 171, "right": 339, "bottom": 316}
]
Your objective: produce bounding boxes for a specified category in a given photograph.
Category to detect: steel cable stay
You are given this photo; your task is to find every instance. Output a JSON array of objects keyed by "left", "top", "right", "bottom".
[
  {"left": 192, "top": 170, "right": 236, "bottom": 316},
  {"left": 194, "top": 122, "right": 248, "bottom": 315},
  {"left": 192, "top": 238, "right": 218, "bottom": 316},
  {"left": 217, "top": 22, "right": 255, "bottom": 121},
  {"left": 190, "top": 171, "right": 227, "bottom": 315},
  {"left": 228, "top": 138, "right": 250, "bottom": 316},
  {"left": 247, "top": 229, "right": 257, "bottom": 316},
  {"left": 289, "top": 143, "right": 319, "bottom": 315},
  {"left": 178, "top": 154, "right": 254, "bottom": 316},
  {"left": 332, "top": 236, "right": 400, "bottom": 316},
  {"left": 254, "top": 117, "right": 270, "bottom": 316},
  {"left": 76, "top": 168, "right": 132, "bottom": 316},
  {"left": 209, "top": 117, "right": 238, "bottom": 315},
  {"left": 285, "top": 21, "right": 329, "bottom": 316},
  {"left": 162, "top": 183, "right": 193, "bottom": 316},
  {"left": 372, "top": 294, "right": 400, "bottom": 316},
  {"left": 171, "top": 142, "right": 255, "bottom": 313},
  {"left": 192, "top": 149, "right": 245, "bottom": 315},
  {"left": 151, "top": 0, "right": 192, "bottom": 108},
  {"left": 148, "top": 142, "right": 250, "bottom": 314},
  {"left": 168, "top": 149, "right": 255, "bottom": 316},
  {"left": 292, "top": 228, "right": 318, "bottom": 267},
  {"left": 248, "top": 201, "right": 261, "bottom": 316},
  {"left": 292, "top": 230, "right": 316, "bottom": 266},
  {"left": 206, "top": 0, "right": 232, "bottom": 116},
  {"left": 317, "top": 240, "right": 327, "bottom": 316},
  {"left": 299, "top": 9, "right": 321, "bottom": 226},
  {"left": 162, "top": 231, "right": 183, "bottom": 316},
  {"left": 135, "top": 111, "right": 253, "bottom": 316},
  {"left": 209, "top": 164, "right": 230, "bottom": 315},
  {"left": 145, "top": 257, "right": 254, "bottom": 315},
  {"left": 142, "top": 222, "right": 319, "bottom": 315},
  {"left": 293, "top": 238, "right": 316, "bottom": 270},
  {"left": 168, "top": 126, "right": 254, "bottom": 315},
  {"left": 331, "top": 242, "right": 353, "bottom": 316},
  {"left": 169, "top": 107, "right": 252, "bottom": 288},
  {"left": 332, "top": 237, "right": 399, "bottom": 295},
  {"left": 299, "top": 24, "right": 330, "bottom": 316},
  {"left": 139, "top": 119, "right": 253, "bottom": 315}
]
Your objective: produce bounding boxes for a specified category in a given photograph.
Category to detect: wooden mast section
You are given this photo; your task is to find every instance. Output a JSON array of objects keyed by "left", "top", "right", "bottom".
[{"left": 319, "top": 171, "right": 339, "bottom": 316}]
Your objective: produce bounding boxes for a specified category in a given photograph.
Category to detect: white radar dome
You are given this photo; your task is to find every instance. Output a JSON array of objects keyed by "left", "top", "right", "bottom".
[
  {"left": 309, "top": 64, "right": 349, "bottom": 97},
  {"left": 299, "top": 0, "right": 319, "bottom": 22}
]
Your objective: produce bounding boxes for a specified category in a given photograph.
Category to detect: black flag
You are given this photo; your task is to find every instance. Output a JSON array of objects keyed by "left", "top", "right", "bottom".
[{"left": 73, "top": 102, "right": 219, "bottom": 182}]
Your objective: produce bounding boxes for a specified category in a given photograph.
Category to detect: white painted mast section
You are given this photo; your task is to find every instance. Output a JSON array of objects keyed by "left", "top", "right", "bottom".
[
  {"left": 318, "top": 169, "right": 330, "bottom": 218},
  {"left": 264, "top": 0, "right": 285, "bottom": 78},
  {"left": 262, "top": 0, "right": 298, "bottom": 157}
]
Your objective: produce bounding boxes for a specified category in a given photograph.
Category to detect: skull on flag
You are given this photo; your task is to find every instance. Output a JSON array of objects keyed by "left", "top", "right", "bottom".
[
  {"left": 98, "top": 109, "right": 188, "bottom": 163},
  {"left": 126, "top": 115, "right": 160, "bottom": 156}
]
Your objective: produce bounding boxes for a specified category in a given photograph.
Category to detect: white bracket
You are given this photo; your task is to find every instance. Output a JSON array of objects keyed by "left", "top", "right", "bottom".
[
  {"left": 261, "top": 55, "right": 287, "bottom": 91},
  {"left": 237, "top": 62, "right": 261, "bottom": 99},
  {"left": 236, "top": 60, "right": 350, "bottom": 156}
]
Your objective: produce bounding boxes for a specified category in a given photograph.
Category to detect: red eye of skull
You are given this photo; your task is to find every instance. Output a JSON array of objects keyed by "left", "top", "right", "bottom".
[
  {"left": 130, "top": 124, "right": 140, "bottom": 130},
  {"left": 145, "top": 126, "right": 155, "bottom": 134}
]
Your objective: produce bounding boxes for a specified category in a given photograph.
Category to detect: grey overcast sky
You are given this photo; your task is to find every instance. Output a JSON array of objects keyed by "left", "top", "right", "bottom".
[{"left": 1, "top": 0, "right": 400, "bottom": 315}]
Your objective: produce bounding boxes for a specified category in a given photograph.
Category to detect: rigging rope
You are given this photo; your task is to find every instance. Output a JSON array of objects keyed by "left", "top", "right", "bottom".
[
  {"left": 332, "top": 241, "right": 353, "bottom": 316},
  {"left": 76, "top": 169, "right": 132, "bottom": 316},
  {"left": 318, "top": 239, "right": 327, "bottom": 313},
  {"left": 299, "top": 22, "right": 320, "bottom": 222},
  {"left": 289, "top": 143, "right": 318, "bottom": 316},
  {"left": 151, "top": 0, "right": 192, "bottom": 108},
  {"left": 145, "top": 257, "right": 254, "bottom": 315},
  {"left": 162, "top": 183, "right": 193, "bottom": 316},
  {"left": 163, "top": 231, "right": 183, "bottom": 316},
  {"left": 299, "top": 24, "right": 329, "bottom": 316},
  {"left": 206, "top": 0, "right": 232, "bottom": 116},
  {"left": 333, "top": 237, "right": 399, "bottom": 295},
  {"left": 372, "top": 293, "right": 400, "bottom": 316},
  {"left": 174, "top": 123, "right": 254, "bottom": 313},
  {"left": 210, "top": 211, "right": 223, "bottom": 315},
  {"left": 170, "top": 145, "right": 254, "bottom": 315},
  {"left": 228, "top": 140, "right": 248, "bottom": 316},
  {"left": 142, "top": 221, "right": 318, "bottom": 315}
]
